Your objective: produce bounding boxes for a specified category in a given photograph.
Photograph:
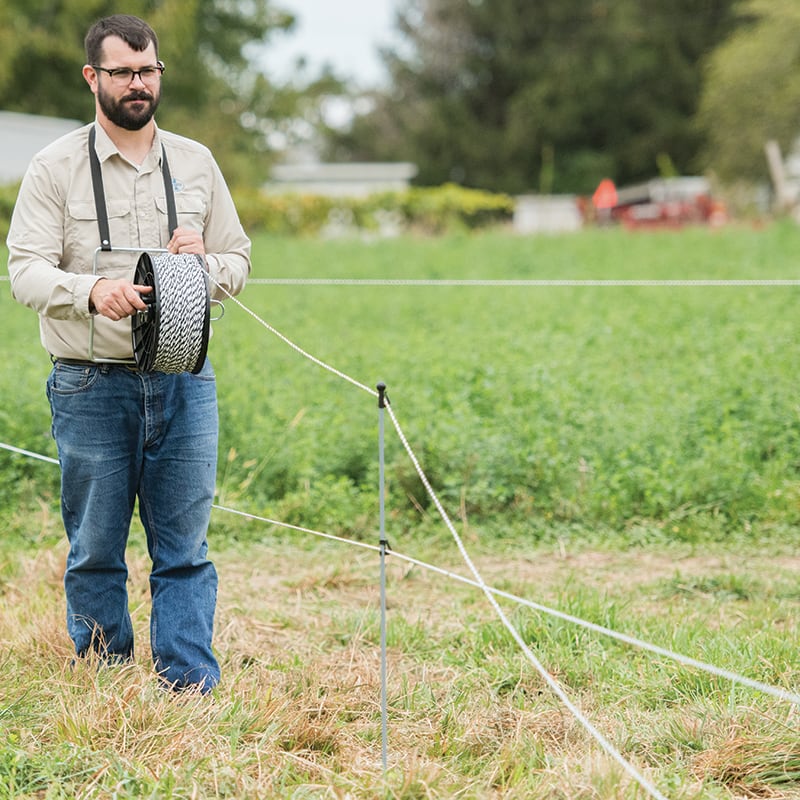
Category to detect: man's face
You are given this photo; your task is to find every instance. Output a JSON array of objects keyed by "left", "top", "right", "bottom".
[{"left": 90, "top": 36, "right": 161, "bottom": 131}]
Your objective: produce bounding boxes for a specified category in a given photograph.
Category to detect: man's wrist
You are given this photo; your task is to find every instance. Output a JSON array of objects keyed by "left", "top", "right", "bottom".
[{"left": 88, "top": 277, "right": 105, "bottom": 315}]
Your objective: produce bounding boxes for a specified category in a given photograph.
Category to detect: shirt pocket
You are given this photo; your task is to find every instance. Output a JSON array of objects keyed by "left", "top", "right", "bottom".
[
  {"left": 157, "top": 191, "right": 207, "bottom": 231},
  {"left": 66, "top": 198, "right": 133, "bottom": 265}
]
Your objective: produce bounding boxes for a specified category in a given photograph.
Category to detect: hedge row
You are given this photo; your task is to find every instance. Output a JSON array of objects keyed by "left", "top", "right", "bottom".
[
  {"left": 234, "top": 183, "right": 514, "bottom": 236},
  {"left": 0, "top": 182, "right": 515, "bottom": 241}
]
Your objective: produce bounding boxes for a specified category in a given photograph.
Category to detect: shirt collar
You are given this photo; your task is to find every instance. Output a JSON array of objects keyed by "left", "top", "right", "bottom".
[{"left": 92, "top": 120, "right": 162, "bottom": 170}]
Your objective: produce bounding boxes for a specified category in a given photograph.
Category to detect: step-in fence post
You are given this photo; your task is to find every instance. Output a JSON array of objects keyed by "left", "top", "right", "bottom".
[{"left": 377, "top": 381, "right": 389, "bottom": 775}]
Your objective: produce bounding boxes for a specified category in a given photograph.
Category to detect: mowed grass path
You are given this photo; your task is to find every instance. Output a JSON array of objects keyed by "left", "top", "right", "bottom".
[{"left": 1, "top": 224, "right": 799, "bottom": 798}]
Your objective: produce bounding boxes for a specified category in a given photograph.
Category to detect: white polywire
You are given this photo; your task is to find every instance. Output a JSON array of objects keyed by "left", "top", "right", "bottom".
[
  {"left": 3, "top": 443, "right": 794, "bottom": 711},
  {"left": 386, "top": 551, "right": 800, "bottom": 708},
  {"left": 381, "top": 404, "right": 669, "bottom": 800},
  {"left": 0, "top": 442, "right": 59, "bottom": 465},
  {"left": 211, "top": 504, "right": 381, "bottom": 553},
  {"left": 5, "top": 274, "right": 800, "bottom": 287},
  {"left": 146, "top": 253, "right": 208, "bottom": 373},
  {"left": 206, "top": 278, "right": 377, "bottom": 398},
  {"left": 210, "top": 502, "right": 800, "bottom": 705},
  {"left": 246, "top": 278, "right": 800, "bottom": 287}
]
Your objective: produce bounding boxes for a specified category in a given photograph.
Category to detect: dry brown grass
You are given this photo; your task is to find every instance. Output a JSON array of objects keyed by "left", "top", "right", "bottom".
[
  {"left": 690, "top": 709, "right": 800, "bottom": 798},
  {"left": 1, "top": 525, "right": 799, "bottom": 798}
]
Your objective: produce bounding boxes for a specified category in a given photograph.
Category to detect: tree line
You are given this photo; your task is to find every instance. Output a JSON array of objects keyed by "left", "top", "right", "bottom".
[
  {"left": 332, "top": 0, "right": 798, "bottom": 194},
  {"left": 0, "top": 0, "right": 339, "bottom": 187},
  {"left": 0, "top": 0, "right": 796, "bottom": 194}
]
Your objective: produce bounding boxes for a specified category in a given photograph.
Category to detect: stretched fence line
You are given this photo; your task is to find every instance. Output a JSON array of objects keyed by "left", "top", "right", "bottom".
[
  {"left": 380, "top": 401, "right": 669, "bottom": 799},
  {"left": 246, "top": 277, "right": 800, "bottom": 287},
  {"left": 389, "top": 551, "right": 800, "bottom": 708},
  {"left": 4, "top": 440, "right": 799, "bottom": 710},
  {"left": 7, "top": 275, "right": 800, "bottom": 288},
  {"left": 210, "top": 500, "right": 800, "bottom": 707},
  {"left": 213, "top": 503, "right": 381, "bottom": 554},
  {"left": 0, "top": 442, "right": 59, "bottom": 465},
  {"left": 208, "top": 280, "right": 378, "bottom": 399}
]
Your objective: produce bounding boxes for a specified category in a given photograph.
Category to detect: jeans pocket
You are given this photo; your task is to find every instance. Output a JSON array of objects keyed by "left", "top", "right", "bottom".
[
  {"left": 48, "top": 363, "right": 100, "bottom": 395},
  {"left": 189, "top": 358, "right": 216, "bottom": 382}
]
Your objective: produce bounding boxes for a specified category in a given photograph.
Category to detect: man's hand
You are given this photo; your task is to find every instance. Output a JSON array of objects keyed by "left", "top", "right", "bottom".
[
  {"left": 90, "top": 278, "right": 153, "bottom": 321},
  {"left": 168, "top": 226, "right": 205, "bottom": 256}
]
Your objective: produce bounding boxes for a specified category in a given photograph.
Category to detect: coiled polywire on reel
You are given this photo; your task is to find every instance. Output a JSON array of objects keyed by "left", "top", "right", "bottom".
[{"left": 132, "top": 252, "right": 211, "bottom": 374}]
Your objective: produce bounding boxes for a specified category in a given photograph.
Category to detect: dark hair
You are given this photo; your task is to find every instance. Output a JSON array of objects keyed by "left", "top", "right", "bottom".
[{"left": 84, "top": 14, "right": 159, "bottom": 65}]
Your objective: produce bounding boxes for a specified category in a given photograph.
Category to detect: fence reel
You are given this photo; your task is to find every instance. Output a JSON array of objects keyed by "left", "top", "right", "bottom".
[
  {"left": 89, "top": 247, "right": 223, "bottom": 374},
  {"left": 131, "top": 252, "right": 213, "bottom": 374}
]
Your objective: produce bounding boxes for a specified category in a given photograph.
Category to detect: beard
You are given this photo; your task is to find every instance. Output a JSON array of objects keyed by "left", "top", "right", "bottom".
[{"left": 97, "top": 85, "right": 160, "bottom": 131}]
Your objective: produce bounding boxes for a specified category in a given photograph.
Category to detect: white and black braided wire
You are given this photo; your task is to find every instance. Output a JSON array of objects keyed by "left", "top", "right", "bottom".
[{"left": 148, "top": 253, "right": 209, "bottom": 373}]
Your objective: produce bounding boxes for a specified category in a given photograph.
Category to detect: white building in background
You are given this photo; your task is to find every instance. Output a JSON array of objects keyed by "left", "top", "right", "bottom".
[
  {"left": 513, "top": 195, "right": 583, "bottom": 234},
  {"left": 0, "top": 111, "right": 83, "bottom": 183},
  {"left": 267, "top": 161, "right": 418, "bottom": 197}
]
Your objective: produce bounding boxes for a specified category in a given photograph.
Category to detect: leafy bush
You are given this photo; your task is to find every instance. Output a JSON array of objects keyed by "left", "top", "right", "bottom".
[
  {"left": 233, "top": 190, "right": 337, "bottom": 237},
  {"left": 363, "top": 184, "right": 515, "bottom": 235},
  {"left": 231, "top": 183, "right": 514, "bottom": 237}
]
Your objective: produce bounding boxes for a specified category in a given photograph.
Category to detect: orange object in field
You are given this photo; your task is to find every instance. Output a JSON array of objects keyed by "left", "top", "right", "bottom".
[{"left": 592, "top": 178, "right": 618, "bottom": 210}]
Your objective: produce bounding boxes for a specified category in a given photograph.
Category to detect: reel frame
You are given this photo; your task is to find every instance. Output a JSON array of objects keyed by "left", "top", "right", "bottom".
[{"left": 88, "top": 246, "right": 220, "bottom": 374}]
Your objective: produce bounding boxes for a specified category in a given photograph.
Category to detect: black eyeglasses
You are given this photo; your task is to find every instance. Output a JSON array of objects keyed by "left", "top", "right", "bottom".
[{"left": 93, "top": 61, "right": 165, "bottom": 86}]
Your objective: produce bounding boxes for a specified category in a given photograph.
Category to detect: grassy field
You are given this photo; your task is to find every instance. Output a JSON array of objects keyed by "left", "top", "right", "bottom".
[{"left": 1, "top": 224, "right": 800, "bottom": 798}]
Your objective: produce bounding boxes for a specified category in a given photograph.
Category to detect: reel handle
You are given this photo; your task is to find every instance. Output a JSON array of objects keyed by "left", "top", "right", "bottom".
[{"left": 210, "top": 299, "right": 225, "bottom": 322}]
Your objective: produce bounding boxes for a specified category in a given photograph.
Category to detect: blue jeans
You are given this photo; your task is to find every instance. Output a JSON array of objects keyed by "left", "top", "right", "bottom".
[{"left": 46, "top": 359, "right": 220, "bottom": 692}]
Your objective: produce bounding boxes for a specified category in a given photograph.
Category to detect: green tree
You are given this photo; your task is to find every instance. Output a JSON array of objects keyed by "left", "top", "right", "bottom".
[
  {"left": 328, "top": 0, "right": 741, "bottom": 194},
  {"left": 0, "top": 0, "right": 295, "bottom": 186},
  {"left": 697, "top": 0, "right": 800, "bottom": 183}
]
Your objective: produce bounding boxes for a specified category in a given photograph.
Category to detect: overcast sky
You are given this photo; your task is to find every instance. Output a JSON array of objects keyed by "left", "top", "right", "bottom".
[{"left": 258, "top": 0, "right": 399, "bottom": 88}]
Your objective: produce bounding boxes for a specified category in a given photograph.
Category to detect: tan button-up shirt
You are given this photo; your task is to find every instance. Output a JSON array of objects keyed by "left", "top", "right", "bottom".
[{"left": 6, "top": 121, "right": 251, "bottom": 361}]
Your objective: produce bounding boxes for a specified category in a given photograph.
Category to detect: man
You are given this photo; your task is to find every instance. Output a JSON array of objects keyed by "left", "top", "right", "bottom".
[{"left": 6, "top": 14, "right": 251, "bottom": 693}]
